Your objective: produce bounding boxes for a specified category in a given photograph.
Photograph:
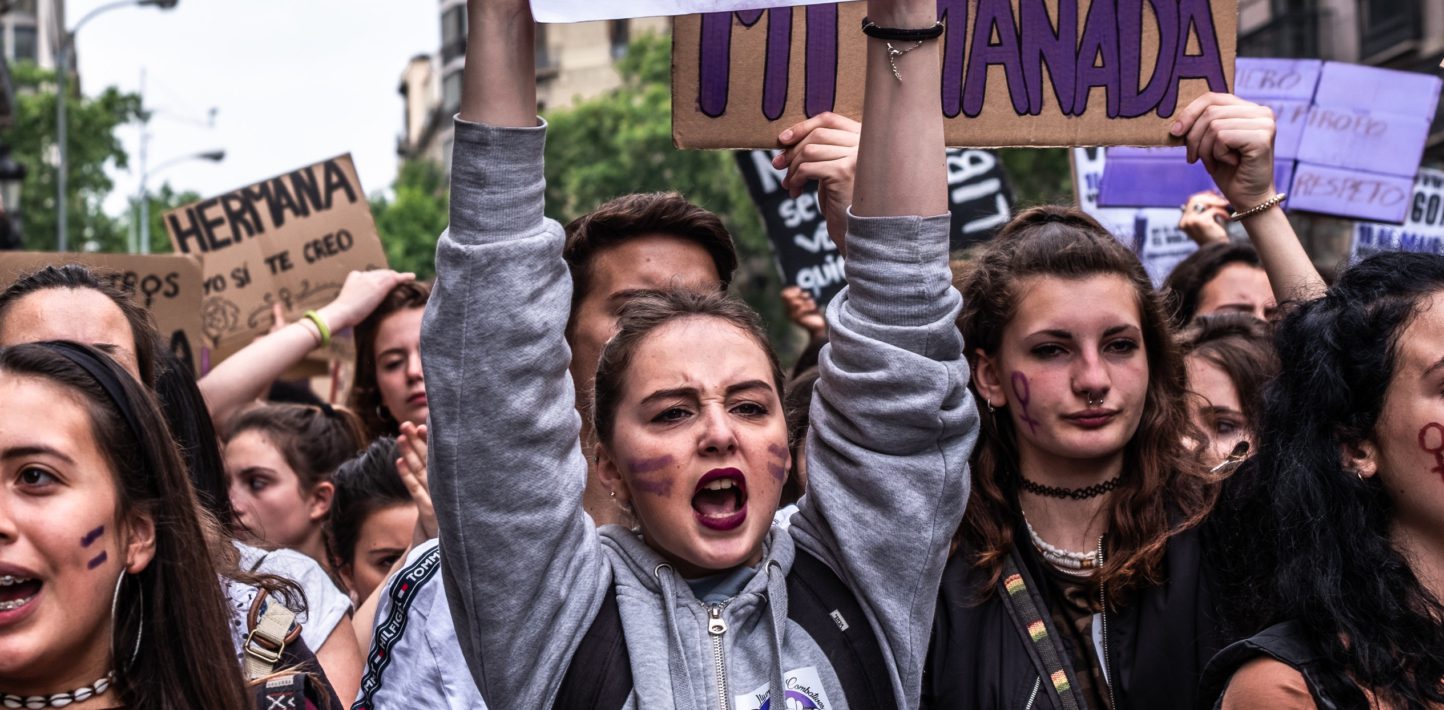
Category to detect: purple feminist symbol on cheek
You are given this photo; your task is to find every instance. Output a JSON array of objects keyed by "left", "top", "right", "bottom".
[
  {"left": 1418, "top": 423, "right": 1444, "bottom": 479},
  {"left": 628, "top": 455, "right": 675, "bottom": 497},
  {"left": 767, "top": 443, "right": 789, "bottom": 482},
  {"left": 1010, "top": 372, "right": 1041, "bottom": 435}
]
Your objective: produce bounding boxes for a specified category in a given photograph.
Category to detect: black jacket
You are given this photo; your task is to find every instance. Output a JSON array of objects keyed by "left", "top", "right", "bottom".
[{"left": 922, "top": 524, "right": 1231, "bottom": 709}]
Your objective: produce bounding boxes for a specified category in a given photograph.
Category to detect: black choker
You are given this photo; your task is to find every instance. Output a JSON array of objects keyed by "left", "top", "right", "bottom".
[{"left": 1019, "top": 475, "right": 1121, "bottom": 500}]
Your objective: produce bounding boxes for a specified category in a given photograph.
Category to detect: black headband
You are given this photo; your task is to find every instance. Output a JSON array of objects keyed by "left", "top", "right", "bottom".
[{"left": 38, "top": 340, "right": 146, "bottom": 442}]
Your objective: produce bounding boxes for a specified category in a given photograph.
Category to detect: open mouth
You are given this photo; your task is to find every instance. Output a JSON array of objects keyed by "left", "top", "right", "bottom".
[
  {"left": 692, "top": 468, "right": 748, "bottom": 531},
  {"left": 0, "top": 574, "right": 41, "bottom": 613}
]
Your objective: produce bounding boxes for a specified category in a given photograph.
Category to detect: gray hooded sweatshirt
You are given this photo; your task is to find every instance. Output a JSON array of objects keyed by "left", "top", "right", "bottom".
[{"left": 422, "top": 118, "right": 978, "bottom": 710}]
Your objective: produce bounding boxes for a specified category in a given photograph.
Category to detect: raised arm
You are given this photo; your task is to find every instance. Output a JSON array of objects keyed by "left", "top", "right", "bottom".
[
  {"left": 422, "top": 1, "right": 603, "bottom": 706},
  {"left": 787, "top": 1, "right": 976, "bottom": 705},
  {"left": 198, "top": 269, "right": 413, "bottom": 430},
  {"left": 1173, "top": 93, "right": 1327, "bottom": 303}
]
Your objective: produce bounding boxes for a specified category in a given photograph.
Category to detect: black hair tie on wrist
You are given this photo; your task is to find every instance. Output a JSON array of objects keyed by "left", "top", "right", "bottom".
[{"left": 861, "top": 17, "right": 945, "bottom": 42}]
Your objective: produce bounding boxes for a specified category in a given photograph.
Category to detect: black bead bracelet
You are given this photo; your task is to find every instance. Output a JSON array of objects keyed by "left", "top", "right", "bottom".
[{"left": 860, "top": 16, "right": 945, "bottom": 42}]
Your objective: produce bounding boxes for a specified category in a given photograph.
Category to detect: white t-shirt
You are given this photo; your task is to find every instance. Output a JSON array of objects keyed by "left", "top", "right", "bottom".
[
  {"left": 354, "top": 539, "right": 486, "bottom": 709},
  {"left": 226, "top": 541, "right": 353, "bottom": 660}
]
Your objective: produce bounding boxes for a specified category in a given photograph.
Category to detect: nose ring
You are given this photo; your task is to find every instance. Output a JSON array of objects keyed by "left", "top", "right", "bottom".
[{"left": 1086, "top": 393, "right": 1101, "bottom": 408}]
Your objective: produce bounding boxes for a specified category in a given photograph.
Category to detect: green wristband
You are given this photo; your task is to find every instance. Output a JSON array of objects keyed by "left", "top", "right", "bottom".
[{"left": 303, "top": 310, "right": 331, "bottom": 348}]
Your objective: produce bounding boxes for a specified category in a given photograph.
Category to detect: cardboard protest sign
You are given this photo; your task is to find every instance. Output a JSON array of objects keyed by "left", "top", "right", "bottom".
[
  {"left": 1072, "top": 147, "right": 1197, "bottom": 285},
  {"left": 531, "top": 0, "right": 833, "bottom": 23},
  {"left": 1351, "top": 168, "right": 1444, "bottom": 261},
  {"left": 736, "top": 146, "right": 1012, "bottom": 304},
  {"left": 163, "top": 154, "right": 388, "bottom": 359},
  {"left": 674, "top": 0, "right": 1237, "bottom": 149},
  {"left": 0, "top": 252, "right": 204, "bottom": 374}
]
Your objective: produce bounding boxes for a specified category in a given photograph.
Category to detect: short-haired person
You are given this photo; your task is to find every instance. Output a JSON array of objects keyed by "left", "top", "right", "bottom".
[
  {"left": 1178, "top": 314, "right": 1278, "bottom": 467},
  {"left": 1164, "top": 242, "right": 1275, "bottom": 327},
  {"left": 0, "top": 342, "right": 250, "bottom": 709},
  {"left": 417, "top": 2, "right": 973, "bottom": 709},
  {"left": 1202, "top": 252, "right": 1443, "bottom": 707},
  {"left": 923, "top": 92, "right": 1323, "bottom": 709}
]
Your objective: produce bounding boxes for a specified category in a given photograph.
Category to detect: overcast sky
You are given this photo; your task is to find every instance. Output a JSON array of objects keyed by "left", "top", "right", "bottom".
[{"left": 73, "top": 0, "right": 438, "bottom": 217}]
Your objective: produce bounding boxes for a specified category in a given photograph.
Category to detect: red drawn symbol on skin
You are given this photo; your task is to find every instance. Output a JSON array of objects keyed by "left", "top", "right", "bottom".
[
  {"left": 1418, "top": 423, "right": 1444, "bottom": 477},
  {"left": 1011, "top": 372, "right": 1041, "bottom": 435}
]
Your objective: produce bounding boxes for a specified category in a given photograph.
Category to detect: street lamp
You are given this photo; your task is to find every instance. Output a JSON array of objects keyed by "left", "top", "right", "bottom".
[
  {"left": 56, "top": 0, "right": 179, "bottom": 253},
  {"left": 135, "top": 148, "right": 223, "bottom": 254}
]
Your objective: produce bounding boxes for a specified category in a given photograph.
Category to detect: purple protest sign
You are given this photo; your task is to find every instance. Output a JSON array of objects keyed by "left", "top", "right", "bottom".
[
  {"left": 1234, "top": 58, "right": 1322, "bottom": 101},
  {"left": 1289, "top": 163, "right": 1415, "bottom": 223},
  {"left": 1313, "top": 63, "right": 1442, "bottom": 115},
  {"left": 1297, "top": 108, "right": 1433, "bottom": 177},
  {"left": 1097, "top": 147, "right": 1215, "bottom": 208}
]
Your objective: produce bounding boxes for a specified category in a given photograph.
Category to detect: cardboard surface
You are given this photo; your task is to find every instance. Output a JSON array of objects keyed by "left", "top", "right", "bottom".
[
  {"left": 1072, "top": 147, "right": 1198, "bottom": 285},
  {"left": 163, "top": 154, "right": 388, "bottom": 358},
  {"left": 1352, "top": 168, "right": 1444, "bottom": 260},
  {"left": 673, "top": 0, "right": 1237, "bottom": 149},
  {"left": 531, "top": 0, "right": 834, "bottom": 22},
  {"left": 0, "top": 252, "right": 205, "bottom": 374},
  {"left": 736, "top": 145, "right": 1011, "bottom": 302}
]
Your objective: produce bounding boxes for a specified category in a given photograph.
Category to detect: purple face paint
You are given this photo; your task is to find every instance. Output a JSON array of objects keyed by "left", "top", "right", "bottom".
[
  {"left": 1010, "top": 372, "right": 1041, "bottom": 435},
  {"left": 627, "top": 455, "right": 675, "bottom": 497},
  {"left": 767, "top": 443, "right": 789, "bottom": 482},
  {"left": 1418, "top": 423, "right": 1444, "bottom": 478},
  {"left": 81, "top": 525, "right": 104, "bottom": 547},
  {"left": 86, "top": 551, "right": 108, "bottom": 570}
]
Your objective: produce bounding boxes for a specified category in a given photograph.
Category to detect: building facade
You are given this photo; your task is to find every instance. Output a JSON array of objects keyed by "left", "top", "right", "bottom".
[{"left": 398, "top": 0, "right": 667, "bottom": 177}]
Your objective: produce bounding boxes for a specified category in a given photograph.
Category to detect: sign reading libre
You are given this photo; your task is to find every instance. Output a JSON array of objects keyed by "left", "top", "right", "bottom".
[
  {"left": 163, "top": 154, "right": 387, "bottom": 355},
  {"left": 673, "top": 0, "right": 1237, "bottom": 148}
]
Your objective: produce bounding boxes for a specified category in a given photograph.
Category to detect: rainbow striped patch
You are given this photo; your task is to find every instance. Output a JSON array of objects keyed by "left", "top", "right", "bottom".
[
  {"left": 1051, "top": 670, "right": 1071, "bottom": 693},
  {"left": 1004, "top": 574, "right": 1025, "bottom": 596},
  {"left": 1027, "top": 620, "right": 1047, "bottom": 642}
]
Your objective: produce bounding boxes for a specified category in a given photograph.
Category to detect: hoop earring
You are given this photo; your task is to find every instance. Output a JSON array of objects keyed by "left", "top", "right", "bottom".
[
  {"left": 110, "top": 571, "right": 144, "bottom": 672},
  {"left": 985, "top": 399, "right": 995, "bottom": 414}
]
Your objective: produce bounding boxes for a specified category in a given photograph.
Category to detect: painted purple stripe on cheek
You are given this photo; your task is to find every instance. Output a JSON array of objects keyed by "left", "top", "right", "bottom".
[
  {"left": 631, "top": 477, "right": 674, "bottom": 497},
  {"left": 628, "top": 455, "right": 674, "bottom": 474},
  {"left": 767, "top": 443, "right": 789, "bottom": 482},
  {"left": 81, "top": 525, "right": 104, "bottom": 547},
  {"left": 87, "top": 551, "right": 108, "bottom": 570}
]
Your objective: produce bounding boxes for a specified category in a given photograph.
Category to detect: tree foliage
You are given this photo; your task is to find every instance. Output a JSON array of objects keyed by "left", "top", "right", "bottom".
[
  {"left": 2, "top": 62, "right": 141, "bottom": 252},
  {"left": 371, "top": 159, "right": 449, "bottom": 280}
]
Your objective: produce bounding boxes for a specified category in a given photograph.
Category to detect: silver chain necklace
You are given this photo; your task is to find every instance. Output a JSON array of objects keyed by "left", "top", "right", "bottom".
[{"left": 0, "top": 671, "right": 113, "bottom": 709}]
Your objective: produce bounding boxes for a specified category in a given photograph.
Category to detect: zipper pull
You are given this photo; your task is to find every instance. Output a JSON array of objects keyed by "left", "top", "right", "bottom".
[{"left": 708, "top": 605, "right": 728, "bottom": 635}]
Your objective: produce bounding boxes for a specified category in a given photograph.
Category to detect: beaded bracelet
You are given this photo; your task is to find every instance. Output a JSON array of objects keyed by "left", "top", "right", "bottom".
[{"left": 1228, "top": 192, "right": 1287, "bottom": 222}]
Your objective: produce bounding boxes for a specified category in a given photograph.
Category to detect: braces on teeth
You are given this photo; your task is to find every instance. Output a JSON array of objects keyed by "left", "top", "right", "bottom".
[{"left": 0, "top": 575, "right": 30, "bottom": 586}]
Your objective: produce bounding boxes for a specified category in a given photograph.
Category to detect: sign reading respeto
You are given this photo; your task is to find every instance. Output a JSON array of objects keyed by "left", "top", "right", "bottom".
[{"left": 671, "top": 0, "right": 1236, "bottom": 149}]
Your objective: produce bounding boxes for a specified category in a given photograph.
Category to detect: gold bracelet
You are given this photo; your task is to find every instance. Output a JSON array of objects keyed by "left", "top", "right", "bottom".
[{"left": 1228, "top": 193, "right": 1287, "bottom": 222}]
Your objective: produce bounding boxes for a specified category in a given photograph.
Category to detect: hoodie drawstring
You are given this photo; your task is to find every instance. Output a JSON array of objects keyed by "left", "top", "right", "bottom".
[
  {"left": 765, "top": 560, "right": 788, "bottom": 709},
  {"left": 655, "top": 564, "right": 702, "bottom": 710}
]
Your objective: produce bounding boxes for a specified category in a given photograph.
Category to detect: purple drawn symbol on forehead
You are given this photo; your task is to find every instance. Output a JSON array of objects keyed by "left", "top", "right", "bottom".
[
  {"left": 767, "top": 443, "right": 789, "bottom": 482},
  {"left": 1011, "top": 372, "right": 1041, "bottom": 435},
  {"left": 81, "top": 525, "right": 104, "bottom": 547},
  {"left": 86, "top": 551, "right": 108, "bottom": 570}
]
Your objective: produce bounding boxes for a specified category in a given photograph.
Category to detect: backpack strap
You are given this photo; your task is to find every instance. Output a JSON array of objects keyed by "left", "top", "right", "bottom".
[
  {"left": 995, "top": 552, "right": 1087, "bottom": 710},
  {"left": 553, "top": 586, "right": 632, "bottom": 709},
  {"left": 1198, "top": 621, "right": 1355, "bottom": 710},
  {"left": 785, "top": 548, "right": 899, "bottom": 710},
  {"left": 244, "top": 588, "right": 302, "bottom": 680}
]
